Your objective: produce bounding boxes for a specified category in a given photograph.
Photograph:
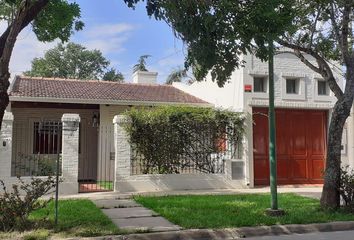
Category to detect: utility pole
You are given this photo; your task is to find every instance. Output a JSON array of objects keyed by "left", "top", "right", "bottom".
[{"left": 266, "top": 40, "right": 284, "bottom": 216}]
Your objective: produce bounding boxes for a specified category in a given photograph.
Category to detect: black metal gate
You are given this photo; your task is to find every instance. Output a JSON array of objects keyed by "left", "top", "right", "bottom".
[{"left": 78, "top": 123, "right": 114, "bottom": 193}]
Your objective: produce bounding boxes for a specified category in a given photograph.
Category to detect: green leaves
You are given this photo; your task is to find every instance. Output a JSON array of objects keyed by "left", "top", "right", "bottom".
[
  {"left": 24, "top": 42, "right": 110, "bottom": 80},
  {"left": 32, "top": 0, "right": 84, "bottom": 42},
  {"left": 124, "top": 106, "right": 245, "bottom": 174},
  {"left": 124, "top": 0, "right": 295, "bottom": 87},
  {"left": 102, "top": 68, "right": 124, "bottom": 82},
  {"left": 133, "top": 54, "right": 151, "bottom": 73}
]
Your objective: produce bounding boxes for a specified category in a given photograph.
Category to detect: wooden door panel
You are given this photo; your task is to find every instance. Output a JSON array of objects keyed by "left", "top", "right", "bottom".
[
  {"left": 292, "top": 112, "right": 307, "bottom": 155},
  {"left": 309, "top": 112, "right": 326, "bottom": 155},
  {"left": 277, "top": 158, "right": 289, "bottom": 180},
  {"left": 311, "top": 159, "right": 324, "bottom": 179},
  {"left": 292, "top": 159, "right": 308, "bottom": 179},
  {"left": 254, "top": 108, "right": 326, "bottom": 185}
]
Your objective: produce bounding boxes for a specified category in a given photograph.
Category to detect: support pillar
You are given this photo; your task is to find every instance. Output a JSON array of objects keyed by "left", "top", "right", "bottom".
[
  {"left": 0, "top": 112, "right": 13, "bottom": 179},
  {"left": 113, "top": 115, "right": 131, "bottom": 192},
  {"left": 61, "top": 113, "right": 80, "bottom": 194}
]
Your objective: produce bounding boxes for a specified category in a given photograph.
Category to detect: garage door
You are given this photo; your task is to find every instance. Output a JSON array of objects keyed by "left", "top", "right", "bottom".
[{"left": 253, "top": 108, "right": 327, "bottom": 185}]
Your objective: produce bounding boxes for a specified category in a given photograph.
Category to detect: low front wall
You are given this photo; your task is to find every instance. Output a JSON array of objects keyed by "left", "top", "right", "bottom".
[
  {"left": 0, "top": 176, "right": 76, "bottom": 195},
  {"left": 113, "top": 114, "right": 245, "bottom": 193},
  {"left": 115, "top": 173, "right": 242, "bottom": 193}
]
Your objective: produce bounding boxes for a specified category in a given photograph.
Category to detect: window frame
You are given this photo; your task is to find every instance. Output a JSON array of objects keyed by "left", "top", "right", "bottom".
[
  {"left": 33, "top": 121, "right": 62, "bottom": 155},
  {"left": 253, "top": 76, "right": 267, "bottom": 93}
]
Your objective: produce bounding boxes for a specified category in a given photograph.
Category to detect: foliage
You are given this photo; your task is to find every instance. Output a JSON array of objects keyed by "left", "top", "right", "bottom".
[
  {"left": 24, "top": 42, "right": 110, "bottom": 80},
  {"left": 0, "top": 177, "right": 56, "bottom": 232},
  {"left": 165, "top": 67, "right": 189, "bottom": 85},
  {"left": 102, "top": 68, "right": 124, "bottom": 82},
  {"left": 135, "top": 193, "right": 354, "bottom": 229},
  {"left": 133, "top": 54, "right": 151, "bottom": 73},
  {"left": 124, "top": 106, "right": 245, "bottom": 174},
  {"left": 32, "top": 0, "right": 84, "bottom": 42},
  {"left": 0, "top": 0, "right": 83, "bottom": 43},
  {"left": 14, "top": 153, "right": 61, "bottom": 177},
  {"left": 124, "top": 0, "right": 295, "bottom": 86},
  {"left": 339, "top": 165, "right": 354, "bottom": 211}
]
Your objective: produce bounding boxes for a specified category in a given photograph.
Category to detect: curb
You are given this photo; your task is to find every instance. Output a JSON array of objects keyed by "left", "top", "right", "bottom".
[{"left": 67, "top": 221, "right": 354, "bottom": 240}]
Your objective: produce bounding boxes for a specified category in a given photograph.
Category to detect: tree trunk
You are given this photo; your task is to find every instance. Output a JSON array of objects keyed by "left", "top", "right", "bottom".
[
  {"left": 320, "top": 97, "right": 352, "bottom": 209},
  {"left": 0, "top": 72, "right": 10, "bottom": 130}
]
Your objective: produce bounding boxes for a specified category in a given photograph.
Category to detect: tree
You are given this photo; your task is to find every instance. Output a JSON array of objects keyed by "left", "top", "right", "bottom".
[
  {"left": 103, "top": 68, "right": 124, "bottom": 82},
  {"left": 0, "top": 0, "right": 83, "bottom": 129},
  {"left": 165, "top": 67, "right": 194, "bottom": 85},
  {"left": 125, "top": 0, "right": 354, "bottom": 208},
  {"left": 133, "top": 54, "right": 150, "bottom": 73},
  {"left": 25, "top": 42, "right": 110, "bottom": 80}
]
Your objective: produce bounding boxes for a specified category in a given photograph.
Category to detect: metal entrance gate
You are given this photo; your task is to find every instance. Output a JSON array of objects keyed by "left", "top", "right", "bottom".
[{"left": 78, "top": 123, "right": 114, "bottom": 193}]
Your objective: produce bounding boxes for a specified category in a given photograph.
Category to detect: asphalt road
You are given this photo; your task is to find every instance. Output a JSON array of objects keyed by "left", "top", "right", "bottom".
[{"left": 245, "top": 230, "right": 354, "bottom": 240}]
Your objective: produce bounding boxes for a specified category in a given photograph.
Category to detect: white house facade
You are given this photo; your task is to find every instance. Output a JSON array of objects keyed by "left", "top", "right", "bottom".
[{"left": 174, "top": 51, "right": 347, "bottom": 187}]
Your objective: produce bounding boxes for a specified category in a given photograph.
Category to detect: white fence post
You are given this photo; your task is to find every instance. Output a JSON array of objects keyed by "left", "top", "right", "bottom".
[
  {"left": 61, "top": 113, "right": 80, "bottom": 194},
  {"left": 0, "top": 112, "right": 14, "bottom": 179},
  {"left": 113, "top": 115, "right": 131, "bottom": 192}
]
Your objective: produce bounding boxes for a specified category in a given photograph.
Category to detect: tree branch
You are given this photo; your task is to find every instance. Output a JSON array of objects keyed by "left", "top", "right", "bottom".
[
  {"left": 329, "top": 3, "right": 343, "bottom": 54},
  {"left": 277, "top": 39, "right": 344, "bottom": 98},
  {"left": 340, "top": 1, "right": 351, "bottom": 62},
  {"left": 0, "top": 0, "right": 49, "bottom": 57},
  {"left": 309, "top": 5, "right": 321, "bottom": 48}
]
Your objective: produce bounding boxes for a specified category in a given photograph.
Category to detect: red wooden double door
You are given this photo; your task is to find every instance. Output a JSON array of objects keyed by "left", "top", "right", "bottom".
[{"left": 253, "top": 108, "right": 327, "bottom": 185}]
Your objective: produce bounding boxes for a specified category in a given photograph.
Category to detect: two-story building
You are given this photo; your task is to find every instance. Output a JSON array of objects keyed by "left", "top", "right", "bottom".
[{"left": 174, "top": 51, "right": 347, "bottom": 187}]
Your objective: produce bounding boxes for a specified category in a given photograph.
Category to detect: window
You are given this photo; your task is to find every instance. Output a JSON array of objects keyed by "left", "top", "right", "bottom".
[
  {"left": 33, "top": 121, "right": 62, "bottom": 154},
  {"left": 286, "top": 78, "right": 298, "bottom": 94},
  {"left": 254, "top": 77, "right": 266, "bottom": 93},
  {"left": 318, "top": 80, "right": 328, "bottom": 96}
]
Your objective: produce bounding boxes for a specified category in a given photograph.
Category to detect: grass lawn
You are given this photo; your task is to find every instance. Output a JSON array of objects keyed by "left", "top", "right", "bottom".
[
  {"left": 97, "top": 181, "right": 113, "bottom": 190},
  {"left": 21, "top": 199, "right": 119, "bottom": 238},
  {"left": 135, "top": 193, "right": 354, "bottom": 229}
]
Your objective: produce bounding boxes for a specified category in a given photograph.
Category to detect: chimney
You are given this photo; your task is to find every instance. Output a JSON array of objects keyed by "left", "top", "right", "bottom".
[{"left": 132, "top": 71, "right": 158, "bottom": 84}]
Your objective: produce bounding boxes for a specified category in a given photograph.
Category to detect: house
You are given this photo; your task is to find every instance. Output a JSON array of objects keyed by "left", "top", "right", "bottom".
[
  {"left": 0, "top": 72, "right": 218, "bottom": 194},
  {"left": 173, "top": 51, "right": 346, "bottom": 187}
]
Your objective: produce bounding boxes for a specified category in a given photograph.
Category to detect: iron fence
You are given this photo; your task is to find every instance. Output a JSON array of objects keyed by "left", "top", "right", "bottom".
[
  {"left": 131, "top": 122, "right": 242, "bottom": 175},
  {"left": 12, "top": 121, "right": 62, "bottom": 177}
]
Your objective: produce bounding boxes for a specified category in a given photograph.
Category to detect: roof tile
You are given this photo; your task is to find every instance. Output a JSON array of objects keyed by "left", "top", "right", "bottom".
[{"left": 10, "top": 76, "right": 209, "bottom": 105}]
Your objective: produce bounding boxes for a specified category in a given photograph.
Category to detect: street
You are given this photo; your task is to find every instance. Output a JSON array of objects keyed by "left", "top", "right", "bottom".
[{"left": 246, "top": 230, "right": 354, "bottom": 240}]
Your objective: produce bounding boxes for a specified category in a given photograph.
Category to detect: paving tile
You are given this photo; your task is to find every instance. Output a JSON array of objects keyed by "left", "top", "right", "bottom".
[
  {"left": 102, "top": 207, "right": 157, "bottom": 219},
  {"left": 94, "top": 199, "right": 141, "bottom": 209},
  {"left": 112, "top": 216, "right": 181, "bottom": 231}
]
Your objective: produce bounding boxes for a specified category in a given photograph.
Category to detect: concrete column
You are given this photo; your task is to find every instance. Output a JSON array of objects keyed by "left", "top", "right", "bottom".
[
  {"left": 0, "top": 112, "right": 14, "bottom": 179},
  {"left": 113, "top": 115, "right": 131, "bottom": 192},
  {"left": 61, "top": 113, "right": 80, "bottom": 194}
]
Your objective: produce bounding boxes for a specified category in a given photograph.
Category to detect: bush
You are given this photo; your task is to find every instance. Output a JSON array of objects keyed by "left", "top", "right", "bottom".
[
  {"left": 0, "top": 177, "right": 56, "bottom": 232},
  {"left": 125, "top": 106, "right": 245, "bottom": 174},
  {"left": 339, "top": 165, "right": 354, "bottom": 210}
]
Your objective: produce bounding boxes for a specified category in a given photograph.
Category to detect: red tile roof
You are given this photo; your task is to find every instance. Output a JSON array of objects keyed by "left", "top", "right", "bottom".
[{"left": 10, "top": 76, "right": 210, "bottom": 105}]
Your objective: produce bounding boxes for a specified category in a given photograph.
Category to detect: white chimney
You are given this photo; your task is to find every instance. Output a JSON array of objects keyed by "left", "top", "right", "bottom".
[{"left": 132, "top": 71, "right": 158, "bottom": 84}]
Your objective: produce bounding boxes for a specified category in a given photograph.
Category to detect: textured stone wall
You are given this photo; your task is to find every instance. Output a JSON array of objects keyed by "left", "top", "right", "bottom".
[{"left": 61, "top": 113, "right": 80, "bottom": 194}]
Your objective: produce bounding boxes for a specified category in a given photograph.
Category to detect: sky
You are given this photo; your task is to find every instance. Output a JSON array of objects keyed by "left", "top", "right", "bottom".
[{"left": 6, "top": 0, "right": 187, "bottom": 84}]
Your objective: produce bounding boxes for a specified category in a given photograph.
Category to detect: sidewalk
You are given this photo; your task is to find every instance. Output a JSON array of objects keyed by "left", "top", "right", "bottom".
[{"left": 92, "top": 198, "right": 181, "bottom": 232}]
